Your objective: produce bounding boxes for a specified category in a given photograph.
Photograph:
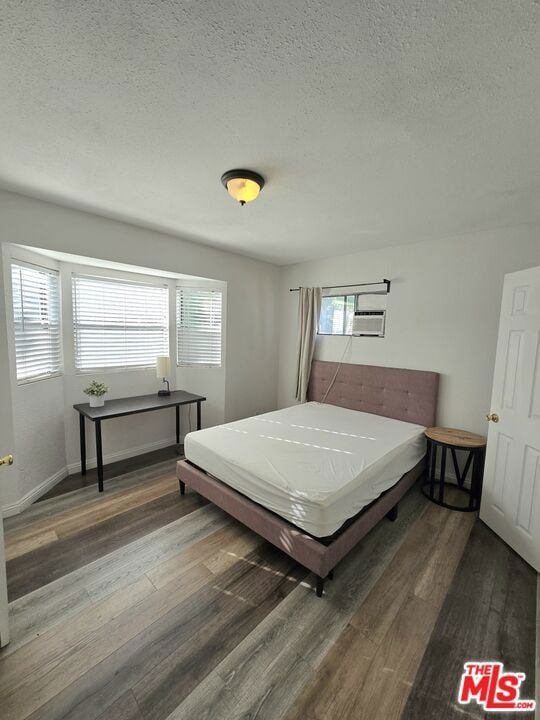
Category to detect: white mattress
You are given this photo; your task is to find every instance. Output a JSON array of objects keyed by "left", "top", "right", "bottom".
[{"left": 184, "top": 402, "right": 426, "bottom": 537}]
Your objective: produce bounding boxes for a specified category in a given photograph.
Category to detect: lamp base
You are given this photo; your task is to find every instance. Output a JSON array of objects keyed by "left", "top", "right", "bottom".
[{"left": 158, "top": 377, "right": 171, "bottom": 396}]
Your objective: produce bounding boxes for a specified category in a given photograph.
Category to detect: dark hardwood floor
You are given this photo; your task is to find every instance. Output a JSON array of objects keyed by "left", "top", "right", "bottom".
[
  {"left": 1, "top": 458, "right": 536, "bottom": 720},
  {"left": 39, "top": 444, "right": 183, "bottom": 500},
  {"left": 403, "top": 521, "right": 536, "bottom": 719}
]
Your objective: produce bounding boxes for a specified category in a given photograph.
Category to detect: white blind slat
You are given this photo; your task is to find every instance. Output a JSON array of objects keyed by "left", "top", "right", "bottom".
[
  {"left": 11, "top": 263, "right": 63, "bottom": 382},
  {"left": 177, "top": 288, "right": 222, "bottom": 366},
  {"left": 73, "top": 275, "right": 169, "bottom": 371}
]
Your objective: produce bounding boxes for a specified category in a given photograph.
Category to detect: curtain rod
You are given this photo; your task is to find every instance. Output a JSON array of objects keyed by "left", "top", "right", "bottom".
[{"left": 289, "top": 279, "right": 391, "bottom": 293}]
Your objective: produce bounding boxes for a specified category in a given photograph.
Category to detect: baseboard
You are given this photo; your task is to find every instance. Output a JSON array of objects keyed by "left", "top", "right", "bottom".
[
  {"left": 65, "top": 436, "right": 183, "bottom": 474},
  {"left": 2, "top": 466, "right": 69, "bottom": 518},
  {"left": 2, "top": 436, "right": 184, "bottom": 518}
]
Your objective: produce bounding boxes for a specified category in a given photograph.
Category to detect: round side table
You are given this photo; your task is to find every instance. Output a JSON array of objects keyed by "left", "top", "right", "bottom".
[{"left": 422, "top": 427, "right": 487, "bottom": 512}]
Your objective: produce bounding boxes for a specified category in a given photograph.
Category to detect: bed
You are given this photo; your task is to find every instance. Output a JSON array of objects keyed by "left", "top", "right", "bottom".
[{"left": 176, "top": 360, "right": 439, "bottom": 596}]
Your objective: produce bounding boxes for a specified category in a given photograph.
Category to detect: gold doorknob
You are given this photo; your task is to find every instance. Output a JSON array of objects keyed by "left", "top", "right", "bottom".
[
  {"left": 485, "top": 413, "right": 500, "bottom": 423},
  {"left": 0, "top": 454, "right": 13, "bottom": 466}
]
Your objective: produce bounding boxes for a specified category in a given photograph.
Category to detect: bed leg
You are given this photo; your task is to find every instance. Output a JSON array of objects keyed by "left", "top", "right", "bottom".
[
  {"left": 316, "top": 576, "right": 325, "bottom": 597},
  {"left": 179, "top": 480, "right": 185, "bottom": 496},
  {"left": 328, "top": 569, "right": 334, "bottom": 580},
  {"left": 386, "top": 504, "right": 398, "bottom": 522}
]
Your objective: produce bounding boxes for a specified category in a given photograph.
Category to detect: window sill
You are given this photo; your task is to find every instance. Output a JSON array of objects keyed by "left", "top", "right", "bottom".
[
  {"left": 17, "top": 372, "right": 64, "bottom": 386},
  {"left": 74, "top": 366, "right": 156, "bottom": 375},
  {"left": 177, "top": 363, "right": 222, "bottom": 369},
  {"left": 317, "top": 332, "right": 352, "bottom": 337}
]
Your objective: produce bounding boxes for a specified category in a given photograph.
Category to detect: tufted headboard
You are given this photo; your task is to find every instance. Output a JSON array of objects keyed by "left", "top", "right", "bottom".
[{"left": 308, "top": 360, "right": 439, "bottom": 427}]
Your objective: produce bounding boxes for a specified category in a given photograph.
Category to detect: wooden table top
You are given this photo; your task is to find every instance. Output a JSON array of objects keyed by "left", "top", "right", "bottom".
[{"left": 425, "top": 426, "right": 487, "bottom": 448}]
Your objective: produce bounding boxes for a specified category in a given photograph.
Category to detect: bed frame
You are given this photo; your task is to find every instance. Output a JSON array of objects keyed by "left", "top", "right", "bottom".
[{"left": 176, "top": 361, "right": 439, "bottom": 596}]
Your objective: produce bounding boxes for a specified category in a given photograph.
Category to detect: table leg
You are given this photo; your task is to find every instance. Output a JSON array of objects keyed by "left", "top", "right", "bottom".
[
  {"left": 469, "top": 454, "right": 477, "bottom": 510},
  {"left": 470, "top": 448, "right": 485, "bottom": 511},
  {"left": 460, "top": 452, "right": 473, "bottom": 489},
  {"left": 439, "top": 446, "right": 446, "bottom": 503},
  {"left": 196, "top": 401, "right": 201, "bottom": 431},
  {"left": 450, "top": 448, "right": 461, "bottom": 485},
  {"left": 79, "top": 414, "right": 86, "bottom": 476},
  {"left": 429, "top": 441, "right": 437, "bottom": 499},
  {"left": 175, "top": 405, "right": 180, "bottom": 445},
  {"left": 95, "top": 420, "right": 104, "bottom": 492}
]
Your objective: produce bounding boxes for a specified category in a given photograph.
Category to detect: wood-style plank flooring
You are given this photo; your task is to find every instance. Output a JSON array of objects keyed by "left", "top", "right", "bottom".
[{"left": 1, "top": 458, "right": 536, "bottom": 720}]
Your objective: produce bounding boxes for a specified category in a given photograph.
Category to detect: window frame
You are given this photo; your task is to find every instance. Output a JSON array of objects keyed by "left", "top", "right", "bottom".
[
  {"left": 318, "top": 293, "right": 356, "bottom": 336},
  {"left": 72, "top": 273, "right": 170, "bottom": 374},
  {"left": 11, "top": 259, "right": 63, "bottom": 385},
  {"left": 176, "top": 286, "right": 223, "bottom": 368}
]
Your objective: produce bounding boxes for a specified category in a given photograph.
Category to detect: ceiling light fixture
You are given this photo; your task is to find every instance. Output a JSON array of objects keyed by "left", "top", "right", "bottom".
[{"left": 221, "top": 169, "right": 265, "bottom": 206}]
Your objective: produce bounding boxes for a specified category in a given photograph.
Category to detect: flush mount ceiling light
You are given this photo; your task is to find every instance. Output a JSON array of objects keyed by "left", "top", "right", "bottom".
[{"left": 221, "top": 169, "right": 265, "bottom": 206}]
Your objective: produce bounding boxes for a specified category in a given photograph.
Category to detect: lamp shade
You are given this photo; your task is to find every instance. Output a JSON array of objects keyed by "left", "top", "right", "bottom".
[
  {"left": 221, "top": 169, "right": 265, "bottom": 205},
  {"left": 156, "top": 356, "right": 170, "bottom": 378}
]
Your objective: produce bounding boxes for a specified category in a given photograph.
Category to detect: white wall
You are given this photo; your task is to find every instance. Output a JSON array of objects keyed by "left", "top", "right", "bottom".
[
  {"left": 279, "top": 226, "right": 540, "bottom": 435},
  {"left": 0, "top": 189, "right": 280, "bottom": 512}
]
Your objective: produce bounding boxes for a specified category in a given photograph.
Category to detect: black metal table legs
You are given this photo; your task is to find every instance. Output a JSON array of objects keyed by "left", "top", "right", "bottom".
[
  {"left": 176, "top": 401, "right": 201, "bottom": 444},
  {"left": 80, "top": 414, "right": 103, "bottom": 491},
  {"left": 470, "top": 450, "right": 485, "bottom": 511},
  {"left": 79, "top": 414, "right": 86, "bottom": 476},
  {"left": 77, "top": 398, "right": 202, "bottom": 493},
  {"left": 95, "top": 420, "right": 104, "bottom": 492},
  {"left": 422, "top": 439, "right": 485, "bottom": 512},
  {"left": 79, "top": 413, "right": 101, "bottom": 491}
]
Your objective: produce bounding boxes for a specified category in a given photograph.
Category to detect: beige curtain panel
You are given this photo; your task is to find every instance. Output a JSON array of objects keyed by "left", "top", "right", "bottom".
[{"left": 295, "top": 286, "right": 322, "bottom": 402}]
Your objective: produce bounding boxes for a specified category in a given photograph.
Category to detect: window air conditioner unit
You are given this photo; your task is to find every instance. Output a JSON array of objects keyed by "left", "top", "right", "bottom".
[{"left": 353, "top": 310, "right": 386, "bottom": 337}]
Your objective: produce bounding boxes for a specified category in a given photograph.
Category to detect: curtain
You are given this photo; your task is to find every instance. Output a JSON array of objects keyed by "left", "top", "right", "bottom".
[{"left": 295, "top": 287, "right": 322, "bottom": 402}]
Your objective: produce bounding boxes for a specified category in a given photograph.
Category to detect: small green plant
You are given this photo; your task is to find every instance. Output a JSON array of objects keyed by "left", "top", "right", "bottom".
[{"left": 83, "top": 381, "right": 108, "bottom": 397}]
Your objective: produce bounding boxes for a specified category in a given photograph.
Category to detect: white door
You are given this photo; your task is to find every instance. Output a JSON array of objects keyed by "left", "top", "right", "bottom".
[
  {"left": 0, "top": 453, "right": 12, "bottom": 647},
  {"left": 481, "top": 265, "right": 540, "bottom": 572}
]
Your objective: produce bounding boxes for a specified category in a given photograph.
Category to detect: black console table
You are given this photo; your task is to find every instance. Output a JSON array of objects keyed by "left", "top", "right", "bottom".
[{"left": 73, "top": 391, "right": 206, "bottom": 492}]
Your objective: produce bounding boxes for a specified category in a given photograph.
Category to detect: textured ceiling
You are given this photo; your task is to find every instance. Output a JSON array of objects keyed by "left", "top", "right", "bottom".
[{"left": 1, "top": 1, "right": 539, "bottom": 264}]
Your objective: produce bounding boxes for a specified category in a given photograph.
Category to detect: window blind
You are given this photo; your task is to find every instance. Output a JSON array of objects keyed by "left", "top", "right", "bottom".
[
  {"left": 11, "top": 262, "right": 62, "bottom": 382},
  {"left": 73, "top": 275, "right": 169, "bottom": 371},
  {"left": 177, "top": 287, "right": 222, "bottom": 366},
  {"left": 319, "top": 294, "right": 355, "bottom": 335}
]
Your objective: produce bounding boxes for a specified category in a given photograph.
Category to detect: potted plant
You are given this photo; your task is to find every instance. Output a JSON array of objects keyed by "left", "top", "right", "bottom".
[{"left": 84, "top": 381, "right": 109, "bottom": 408}]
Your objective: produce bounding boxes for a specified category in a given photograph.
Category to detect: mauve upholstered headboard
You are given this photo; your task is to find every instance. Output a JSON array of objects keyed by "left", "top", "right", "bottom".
[{"left": 308, "top": 360, "right": 439, "bottom": 427}]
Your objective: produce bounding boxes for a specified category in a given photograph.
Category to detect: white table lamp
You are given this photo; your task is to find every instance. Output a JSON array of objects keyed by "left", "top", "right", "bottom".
[{"left": 156, "top": 356, "right": 171, "bottom": 396}]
